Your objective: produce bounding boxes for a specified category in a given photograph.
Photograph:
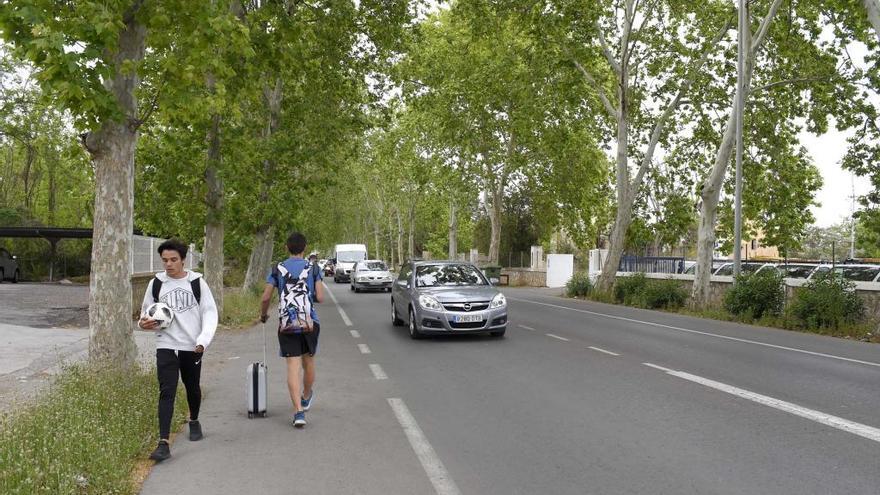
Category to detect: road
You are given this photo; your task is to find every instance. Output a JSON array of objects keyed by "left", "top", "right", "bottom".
[
  {"left": 140, "top": 283, "right": 880, "bottom": 495},
  {"left": 324, "top": 284, "right": 880, "bottom": 494}
]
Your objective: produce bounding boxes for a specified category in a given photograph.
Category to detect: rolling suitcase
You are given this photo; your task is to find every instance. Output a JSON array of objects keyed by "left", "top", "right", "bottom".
[{"left": 247, "top": 320, "right": 269, "bottom": 418}]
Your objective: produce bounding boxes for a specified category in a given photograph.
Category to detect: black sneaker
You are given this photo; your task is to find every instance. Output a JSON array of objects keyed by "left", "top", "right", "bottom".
[
  {"left": 149, "top": 441, "right": 171, "bottom": 462},
  {"left": 189, "top": 420, "right": 203, "bottom": 441}
]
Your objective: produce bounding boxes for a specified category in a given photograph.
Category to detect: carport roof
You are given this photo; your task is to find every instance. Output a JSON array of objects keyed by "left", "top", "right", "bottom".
[{"left": 0, "top": 227, "right": 93, "bottom": 239}]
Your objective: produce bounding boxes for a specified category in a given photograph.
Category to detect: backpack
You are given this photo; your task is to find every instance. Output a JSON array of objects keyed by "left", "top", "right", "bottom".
[
  {"left": 275, "top": 261, "right": 314, "bottom": 334},
  {"left": 152, "top": 276, "right": 201, "bottom": 304}
]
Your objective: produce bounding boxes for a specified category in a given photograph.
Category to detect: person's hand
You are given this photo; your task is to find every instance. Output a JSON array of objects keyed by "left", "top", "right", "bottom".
[
  {"left": 139, "top": 316, "right": 159, "bottom": 330},
  {"left": 194, "top": 345, "right": 204, "bottom": 353},
  {"left": 260, "top": 313, "right": 269, "bottom": 323}
]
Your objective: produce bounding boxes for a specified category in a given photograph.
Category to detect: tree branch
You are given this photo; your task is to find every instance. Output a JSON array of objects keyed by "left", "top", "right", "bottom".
[
  {"left": 572, "top": 58, "right": 620, "bottom": 120},
  {"left": 751, "top": 0, "right": 785, "bottom": 55},
  {"left": 594, "top": 19, "right": 621, "bottom": 76}
]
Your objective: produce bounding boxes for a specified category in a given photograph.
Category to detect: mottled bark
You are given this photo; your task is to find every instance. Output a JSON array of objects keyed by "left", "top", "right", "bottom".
[
  {"left": 85, "top": 5, "right": 146, "bottom": 367},
  {"left": 487, "top": 186, "right": 502, "bottom": 265},
  {"left": 243, "top": 227, "right": 274, "bottom": 291},
  {"left": 448, "top": 199, "right": 457, "bottom": 260},
  {"left": 204, "top": 111, "right": 224, "bottom": 314}
]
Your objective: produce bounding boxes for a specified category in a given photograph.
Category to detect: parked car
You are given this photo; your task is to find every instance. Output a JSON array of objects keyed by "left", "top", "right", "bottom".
[
  {"left": 350, "top": 260, "right": 394, "bottom": 293},
  {"left": 333, "top": 243, "right": 368, "bottom": 283},
  {"left": 391, "top": 260, "right": 508, "bottom": 339},
  {"left": 712, "top": 262, "right": 774, "bottom": 276},
  {"left": 0, "top": 248, "right": 20, "bottom": 283},
  {"left": 831, "top": 264, "right": 880, "bottom": 282},
  {"left": 775, "top": 263, "right": 828, "bottom": 279}
]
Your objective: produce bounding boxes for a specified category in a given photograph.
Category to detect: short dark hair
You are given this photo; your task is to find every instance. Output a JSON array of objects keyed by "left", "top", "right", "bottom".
[
  {"left": 286, "top": 232, "right": 307, "bottom": 255},
  {"left": 158, "top": 239, "right": 188, "bottom": 259}
]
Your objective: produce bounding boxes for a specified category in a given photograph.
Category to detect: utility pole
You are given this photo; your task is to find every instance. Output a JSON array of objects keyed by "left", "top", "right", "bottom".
[{"left": 733, "top": 0, "right": 747, "bottom": 277}]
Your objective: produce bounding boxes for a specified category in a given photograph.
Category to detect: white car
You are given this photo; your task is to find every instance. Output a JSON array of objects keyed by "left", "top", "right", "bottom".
[{"left": 351, "top": 260, "right": 394, "bottom": 292}]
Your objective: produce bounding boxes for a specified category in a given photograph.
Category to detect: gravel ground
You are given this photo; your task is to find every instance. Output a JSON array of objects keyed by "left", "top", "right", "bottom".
[{"left": 0, "top": 282, "right": 90, "bottom": 328}]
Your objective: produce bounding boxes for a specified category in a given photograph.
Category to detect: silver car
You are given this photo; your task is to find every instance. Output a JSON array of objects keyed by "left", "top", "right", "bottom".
[
  {"left": 351, "top": 260, "right": 394, "bottom": 292},
  {"left": 391, "top": 261, "right": 508, "bottom": 339}
]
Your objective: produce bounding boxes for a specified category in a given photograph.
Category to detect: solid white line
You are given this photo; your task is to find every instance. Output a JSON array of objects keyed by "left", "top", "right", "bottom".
[
  {"left": 546, "top": 333, "right": 569, "bottom": 342},
  {"left": 667, "top": 370, "right": 880, "bottom": 444},
  {"left": 323, "top": 285, "right": 353, "bottom": 327},
  {"left": 387, "top": 398, "right": 461, "bottom": 495},
  {"left": 369, "top": 364, "right": 388, "bottom": 380},
  {"left": 358, "top": 343, "right": 372, "bottom": 354},
  {"left": 510, "top": 297, "right": 880, "bottom": 369},
  {"left": 518, "top": 324, "right": 536, "bottom": 331},
  {"left": 643, "top": 362, "right": 674, "bottom": 373},
  {"left": 350, "top": 330, "right": 361, "bottom": 338},
  {"left": 588, "top": 346, "right": 620, "bottom": 356}
]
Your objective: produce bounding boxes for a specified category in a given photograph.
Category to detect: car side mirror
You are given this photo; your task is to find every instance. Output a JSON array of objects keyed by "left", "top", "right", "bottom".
[{"left": 489, "top": 277, "right": 499, "bottom": 285}]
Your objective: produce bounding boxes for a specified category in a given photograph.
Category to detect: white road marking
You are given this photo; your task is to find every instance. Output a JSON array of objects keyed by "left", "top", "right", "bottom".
[
  {"left": 358, "top": 343, "right": 372, "bottom": 354},
  {"left": 227, "top": 356, "right": 240, "bottom": 360},
  {"left": 323, "top": 285, "right": 353, "bottom": 326},
  {"left": 588, "top": 346, "right": 620, "bottom": 356},
  {"left": 643, "top": 362, "right": 674, "bottom": 372},
  {"left": 546, "top": 333, "right": 569, "bottom": 342},
  {"left": 387, "top": 398, "right": 462, "bottom": 495},
  {"left": 350, "top": 330, "right": 361, "bottom": 338},
  {"left": 511, "top": 297, "right": 880, "bottom": 369},
  {"left": 518, "top": 324, "right": 536, "bottom": 331},
  {"left": 369, "top": 364, "right": 388, "bottom": 380},
  {"left": 665, "top": 369, "right": 880, "bottom": 444}
]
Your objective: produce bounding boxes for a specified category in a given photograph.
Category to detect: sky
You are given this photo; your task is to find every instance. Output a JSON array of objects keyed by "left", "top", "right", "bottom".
[{"left": 802, "top": 128, "right": 872, "bottom": 228}]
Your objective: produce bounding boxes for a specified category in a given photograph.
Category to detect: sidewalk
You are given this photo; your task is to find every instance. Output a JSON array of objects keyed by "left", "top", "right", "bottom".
[{"left": 139, "top": 314, "right": 435, "bottom": 494}]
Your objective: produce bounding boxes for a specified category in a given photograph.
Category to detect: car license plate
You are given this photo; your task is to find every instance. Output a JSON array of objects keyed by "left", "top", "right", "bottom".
[
  {"left": 369, "top": 282, "right": 382, "bottom": 285},
  {"left": 454, "top": 314, "right": 483, "bottom": 323}
]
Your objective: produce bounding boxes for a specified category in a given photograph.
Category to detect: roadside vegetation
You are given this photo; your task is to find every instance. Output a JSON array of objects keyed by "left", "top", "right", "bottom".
[
  {"left": 0, "top": 364, "right": 186, "bottom": 495},
  {"left": 222, "top": 287, "right": 263, "bottom": 330},
  {"left": 567, "top": 271, "right": 877, "bottom": 342}
]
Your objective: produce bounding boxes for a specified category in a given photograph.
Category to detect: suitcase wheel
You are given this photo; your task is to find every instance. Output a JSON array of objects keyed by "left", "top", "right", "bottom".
[
  {"left": 261, "top": 412, "right": 268, "bottom": 418},
  {"left": 248, "top": 412, "right": 254, "bottom": 419}
]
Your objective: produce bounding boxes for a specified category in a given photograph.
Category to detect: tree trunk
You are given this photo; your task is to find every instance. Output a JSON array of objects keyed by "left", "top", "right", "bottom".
[
  {"left": 204, "top": 111, "right": 224, "bottom": 315},
  {"left": 47, "top": 151, "right": 57, "bottom": 225},
  {"left": 396, "top": 209, "right": 404, "bottom": 265},
  {"left": 863, "top": 0, "right": 880, "bottom": 45},
  {"left": 408, "top": 203, "right": 415, "bottom": 260},
  {"left": 488, "top": 186, "right": 502, "bottom": 265},
  {"left": 448, "top": 199, "right": 457, "bottom": 260},
  {"left": 85, "top": 7, "right": 146, "bottom": 367},
  {"left": 243, "top": 226, "right": 274, "bottom": 291}
]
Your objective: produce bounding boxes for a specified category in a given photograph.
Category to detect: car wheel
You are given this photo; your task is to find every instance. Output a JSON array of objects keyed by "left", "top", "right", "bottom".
[
  {"left": 408, "top": 307, "right": 423, "bottom": 340},
  {"left": 391, "top": 300, "right": 403, "bottom": 326},
  {"left": 350, "top": 284, "right": 354, "bottom": 292},
  {"left": 355, "top": 287, "right": 361, "bottom": 293},
  {"left": 0, "top": 268, "right": 4, "bottom": 283},
  {"left": 11, "top": 270, "right": 18, "bottom": 283},
  {"left": 490, "top": 327, "right": 506, "bottom": 338}
]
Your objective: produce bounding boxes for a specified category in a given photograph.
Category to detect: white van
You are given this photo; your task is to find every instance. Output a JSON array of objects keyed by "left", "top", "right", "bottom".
[{"left": 333, "top": 243, "right": 368, "bottom": 283}]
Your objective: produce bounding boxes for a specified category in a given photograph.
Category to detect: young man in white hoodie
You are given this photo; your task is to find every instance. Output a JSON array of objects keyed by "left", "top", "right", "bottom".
[{"left": 139, "top": 239, "right": 218, "bottom": 462}]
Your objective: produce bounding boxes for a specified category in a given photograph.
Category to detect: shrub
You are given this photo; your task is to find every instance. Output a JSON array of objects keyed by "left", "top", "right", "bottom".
[
  {"left": 565, "top": 272, "right": 593, "bottom": 298},
  {"left": 642, "top": 278, "right": 688, "bottom": 310},
  {"left": 614, "top": 272, "right": 647, "bottom": 305},
  {"left": 723, "top": 269, "right": 785, "bottom": 320},
  {"left": 789, "top": 273, "right": 865, "bottom": 330},
  {"left": 0, "top": 364, "right": 186, "bottom": 494}
]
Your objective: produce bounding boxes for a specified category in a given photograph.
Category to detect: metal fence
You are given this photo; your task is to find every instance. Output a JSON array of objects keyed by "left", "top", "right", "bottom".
[
  {"left": 132, "top": 235, "right": 202, "bottom": 274},
  {"left": 618, "top": 255, "right": 686, "bottom": 274}
]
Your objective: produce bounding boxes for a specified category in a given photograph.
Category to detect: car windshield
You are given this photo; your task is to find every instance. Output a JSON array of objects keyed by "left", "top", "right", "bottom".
[
  {"left": 416, "top": 264, "right": 487, "bottom": 287},
  {"left": 360, "top": 262, "right": 387, "bottom": 271},
  {"left": 833, "top": 266, "right": 880, "bottom": 282},
  {"left": 778, "top": 265, "right": 817, "bottom": 278},
  {"left": 337, "top": 251, "right": 366, "bottom": 263}
]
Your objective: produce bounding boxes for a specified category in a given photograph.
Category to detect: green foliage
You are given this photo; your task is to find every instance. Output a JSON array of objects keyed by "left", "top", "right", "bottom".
[
  {"left": 614, "top": 273, "right": 648, "bottom": 306},
  {"left": 565, "top": 272, "right": 593, "bottom": 298},
  {"left": 789, "top": 273, "right": 865, "bottom": 330},
  {"left": 221, "top": 287, "right": 263, "bottom": 329},
  {"left": 0, "top": 364, "right": 187, "bottom": 495},
  {"left": 615, "top": 273, "right": 687, "bottom": 309},
  {"left": 723, "top": 270, "right": 786, "bottom": 320}
]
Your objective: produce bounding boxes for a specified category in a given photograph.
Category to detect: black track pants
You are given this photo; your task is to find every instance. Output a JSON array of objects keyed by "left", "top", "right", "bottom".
[{"left": 157, "top": 349, "right": 203, "bottom": 439}]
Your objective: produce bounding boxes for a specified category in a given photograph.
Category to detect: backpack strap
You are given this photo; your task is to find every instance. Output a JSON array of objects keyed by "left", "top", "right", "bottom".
[
  {"left": 152, "top": 277, "right": 163, "bottom": 302},
  {"left": 191, "top": 279, "right": 201, "bottom": 304}
]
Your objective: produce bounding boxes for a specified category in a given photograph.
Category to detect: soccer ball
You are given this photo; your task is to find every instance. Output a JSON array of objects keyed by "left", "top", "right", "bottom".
[{"left": 146, "top": 302, "right": 174, "bottom": 329}]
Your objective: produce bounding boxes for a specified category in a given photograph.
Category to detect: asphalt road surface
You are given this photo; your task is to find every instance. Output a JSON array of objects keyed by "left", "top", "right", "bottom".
[{"left": 141, "top": 284, "right": 880, "bottom": 495}]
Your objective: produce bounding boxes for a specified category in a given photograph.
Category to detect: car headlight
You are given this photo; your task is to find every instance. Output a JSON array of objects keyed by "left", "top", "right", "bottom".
[
  {"left": 490, "top": 293, "right": 506, "bottom": 308},
  {"left": 418, "top": 295, "right": 443, "bottom": 311}
]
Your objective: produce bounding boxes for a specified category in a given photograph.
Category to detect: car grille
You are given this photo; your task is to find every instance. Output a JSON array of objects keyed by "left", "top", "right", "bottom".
[
  {"left": 449, "top": 321, "right": 485, "bottom": 329},
  {"left": 442, "top": 302, "right": 490, "bottom": 312}
]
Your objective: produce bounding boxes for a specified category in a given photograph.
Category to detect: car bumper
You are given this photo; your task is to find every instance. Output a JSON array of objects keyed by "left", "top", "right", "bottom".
[
  {"left": 353, "top": 280, "right": 392, "bottom": 290},
  {"left": 415, "top": 306, "right": 508, "bottom": 334}
]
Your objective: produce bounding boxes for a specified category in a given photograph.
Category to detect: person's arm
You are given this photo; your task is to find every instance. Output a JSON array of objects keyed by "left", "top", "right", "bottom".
[
  {"left": 260, "top": 283, "right": 275, "bottom": 322},
  {"left": 195, "top": 278, "right": 218, "bottom": 352},
  {"left": 314, "top": 279, "right": 324, "bottom": 304},
  {"left": 138, "top": 279, "right": 159, "bottom": 330}
]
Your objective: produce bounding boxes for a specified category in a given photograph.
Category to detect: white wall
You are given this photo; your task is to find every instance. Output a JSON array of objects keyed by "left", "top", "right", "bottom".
[{"left": 546, "top": 254, "right": 574, "bottom": 288}]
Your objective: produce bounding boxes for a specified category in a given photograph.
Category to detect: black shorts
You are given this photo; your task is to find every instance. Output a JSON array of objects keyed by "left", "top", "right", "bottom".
[{"left": 278, "top": 322, "right": 321, "bottom": 357}]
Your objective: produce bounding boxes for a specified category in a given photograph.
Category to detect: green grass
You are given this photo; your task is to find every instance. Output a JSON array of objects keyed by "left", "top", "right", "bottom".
[
  {"left": 221, "top": 287, "right": 264, "bottom": 329},
  {"left": 0, "top": 364, "right": 186, "bottom": 495}
]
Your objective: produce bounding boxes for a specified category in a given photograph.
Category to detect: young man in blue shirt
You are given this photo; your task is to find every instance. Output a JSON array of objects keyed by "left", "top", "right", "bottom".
[{"left": 260, "top": 232, "right": 324, "bottom": 427}]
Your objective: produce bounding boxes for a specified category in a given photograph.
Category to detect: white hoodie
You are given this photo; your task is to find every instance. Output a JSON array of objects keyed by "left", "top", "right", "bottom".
[{"left": 141, "top": 271, "right": 218, "bottom": 351}]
